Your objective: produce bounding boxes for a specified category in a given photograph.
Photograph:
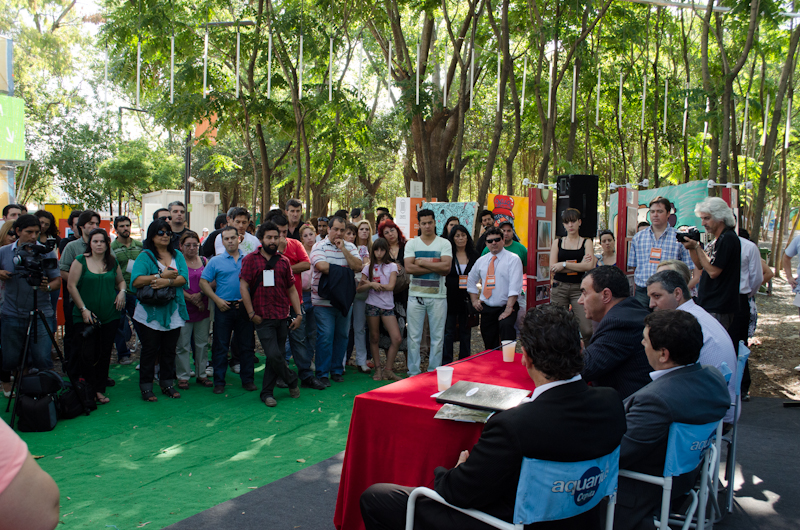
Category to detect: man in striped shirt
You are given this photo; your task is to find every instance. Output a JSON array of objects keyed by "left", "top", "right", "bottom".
[{"left": 310, "top": 216, "right": 363, "bottom": 386}]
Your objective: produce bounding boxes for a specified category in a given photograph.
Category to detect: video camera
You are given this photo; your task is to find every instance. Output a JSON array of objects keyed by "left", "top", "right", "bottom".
[
  {"left": 12, "top": 238, "right": 59, "bottom": 287},
  {"left": 675, "top": 228, "right": 702, "bottom": 244}
]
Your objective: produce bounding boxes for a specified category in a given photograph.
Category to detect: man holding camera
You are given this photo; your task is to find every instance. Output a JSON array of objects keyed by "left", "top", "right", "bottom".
[
  {"left": 0, "top": 215, "right": 62, "bottom": 374},
  {"left": 681, "top": 197, "right": 741, "bottom": 334},
  {"left": 627, "top": 197, "right": 697, "bottom": 308}
]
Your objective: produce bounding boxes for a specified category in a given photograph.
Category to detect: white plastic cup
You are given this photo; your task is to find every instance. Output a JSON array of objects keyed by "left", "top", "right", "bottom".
[
  {"left": 502, "top": 340, "right": 516, "bottom": 362},
  {"left": 436, "top": 366, "right": 454, "bottom": 391}
]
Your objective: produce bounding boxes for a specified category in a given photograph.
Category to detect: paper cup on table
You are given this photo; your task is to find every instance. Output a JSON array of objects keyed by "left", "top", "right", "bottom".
[
  {"left": 502, "top": 340, "right": 516, "bottom": 362},
  {"left": 436, "top": 366, "right": 454, "bottom": 391}
]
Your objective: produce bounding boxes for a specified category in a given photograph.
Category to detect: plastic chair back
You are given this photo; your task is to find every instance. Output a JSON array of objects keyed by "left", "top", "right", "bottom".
[
  {"left": 663, "top": 422, "right": 718, "bottom": 478},
  {"left": 513, "top": 446, "right": 619, "bottom": 524}
]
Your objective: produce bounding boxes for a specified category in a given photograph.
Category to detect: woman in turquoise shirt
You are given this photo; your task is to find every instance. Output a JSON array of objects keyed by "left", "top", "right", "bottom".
[{"left": 131, "top": 219, "right": 189, "bottom": 402}]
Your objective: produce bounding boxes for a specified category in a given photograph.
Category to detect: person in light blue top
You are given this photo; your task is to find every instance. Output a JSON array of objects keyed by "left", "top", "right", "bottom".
[
  {"left": 130, "top": 219, "right": 189, "bottom": 402},
  {"left": 200, "top": 226, "right": 257, "bottom": 394}
]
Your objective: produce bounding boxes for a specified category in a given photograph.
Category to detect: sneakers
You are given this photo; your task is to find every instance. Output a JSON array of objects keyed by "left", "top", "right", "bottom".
[
  {"left": 136, "top": 364, "right": 141, "bottom": 370},
  {"left": 119, "top": 357, "right": 133, "bottom": 365},
  {"left": 320, "top": 377, "right": 331, "bottom": 387},
  {"left": 213, "top": 385, "right": 225, "bottom": 394},
  {"left": 189, "top": 370, "right": 196, "bottom": 378},
  {"left": 795, "top": 364, "right": 800, "bottom": 372},
  {"left": 205, "top": 366, "right": 213, "bottom": 377},
  {"left": 232, "top": 364, "right": 241, "bottom": 374},
  {"left": 242, "top": 382, "right": 257, "bottom": 392},
  {"left": 331, "top": 373, "right": 344, "bottom": 383},
  {"left": 357, "top": 365, "right": 371, "bottom": 374},
  {"left": 289, "top": 387, "right": 300, "bottom": 398},
  {"left": 301, "top": 377, "right": 326, "bottom": 390},
  {"left": 263, "top": 396, "right": 278, "bottom": 407},
  {"left": 276, "top": 378, "right": 289, "bottom": 389}
]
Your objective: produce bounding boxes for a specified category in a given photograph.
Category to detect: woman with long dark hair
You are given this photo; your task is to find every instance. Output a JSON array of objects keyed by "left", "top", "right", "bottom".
[
  {"left": 443, "top": 225, "right": 479, "bottom": 364},
  {"left": 375, "top": 219, "right": 408, "bottom": 365},
  {"left": 131, "top": 219, "right": 189, "bottom": 402},
  {"left": 67, "top": 229, "right": 126, "bottom": 404},
  {"left": 34, "top": 210, "right": 60, "bottom": 246},
  {"left": 442, "top": 216, "right": 460, "bottom": 239}
]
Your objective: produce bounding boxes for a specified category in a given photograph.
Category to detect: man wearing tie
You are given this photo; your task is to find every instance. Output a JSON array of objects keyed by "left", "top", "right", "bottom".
[{"left": 467, "top": 227, "right": 523, "bottom": 349}]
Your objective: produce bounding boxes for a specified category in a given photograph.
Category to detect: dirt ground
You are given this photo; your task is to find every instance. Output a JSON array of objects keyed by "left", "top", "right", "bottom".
[{"left": 746, "top": 269, "right": 800, "bottom": 400}]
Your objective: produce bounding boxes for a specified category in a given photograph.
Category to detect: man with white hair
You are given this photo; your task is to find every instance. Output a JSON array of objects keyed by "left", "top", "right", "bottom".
[{"left": 680, "top": 197, "right": 741, "bottom": 334}]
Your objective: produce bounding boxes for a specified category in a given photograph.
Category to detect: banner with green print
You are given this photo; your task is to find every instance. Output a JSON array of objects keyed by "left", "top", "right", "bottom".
[{"left": 0, "top": 94, "right": 25, "bottom": 161}]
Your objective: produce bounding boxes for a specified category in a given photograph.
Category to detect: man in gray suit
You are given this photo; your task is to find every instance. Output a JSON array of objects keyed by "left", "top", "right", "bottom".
[{"left": 614, "top": 309, "right": 730, "bottom": 530}]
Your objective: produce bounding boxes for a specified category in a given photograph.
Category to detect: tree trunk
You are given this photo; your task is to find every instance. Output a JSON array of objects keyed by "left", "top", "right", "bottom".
[{"left": 751, "top": 23, "right": 800, "bottom": 243}]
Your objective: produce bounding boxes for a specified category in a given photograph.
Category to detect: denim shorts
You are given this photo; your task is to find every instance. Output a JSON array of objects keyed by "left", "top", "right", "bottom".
[{"left": 366, "top": 303, "right": 395, "bottom": 317}]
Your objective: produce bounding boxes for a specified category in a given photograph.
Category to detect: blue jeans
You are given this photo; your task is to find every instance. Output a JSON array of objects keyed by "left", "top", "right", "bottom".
[
  {"left": 287, "top": 305, "right": 314, "bottom": 381},
  {"left": 211, "top": 305, "right": 255, "bottom": 386},
  {"left": 1, "top": 315, "right": 54, "bottom": 372},
  {"left": 406, "top": 297, "right": 447, "bottom": 375},
  {"left": 314, "top": 305, "right": 352, "bottom": 379},
  {"left": 114, "top": 292, "right": 141, "bottom": 359}
]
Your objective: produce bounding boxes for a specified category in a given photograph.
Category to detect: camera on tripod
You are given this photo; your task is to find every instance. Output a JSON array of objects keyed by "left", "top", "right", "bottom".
[{"left": 12, "top": 238, "right": 59, "bottom": 286}]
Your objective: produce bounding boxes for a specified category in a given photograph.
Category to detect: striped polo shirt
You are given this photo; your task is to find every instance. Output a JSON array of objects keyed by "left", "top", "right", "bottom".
[{"left": 309, "top": 237, "right": 360, "bottom": 307}]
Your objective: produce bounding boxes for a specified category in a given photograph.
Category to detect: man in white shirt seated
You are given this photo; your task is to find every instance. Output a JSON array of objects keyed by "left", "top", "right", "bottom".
[{"left": 646, "top": 270, "right": 738, "bottom": 422}]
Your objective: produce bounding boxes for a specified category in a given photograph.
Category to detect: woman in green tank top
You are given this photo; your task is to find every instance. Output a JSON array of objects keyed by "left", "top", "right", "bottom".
[{"left": 67, "top": 229, "right": 126, "bottom": 405}]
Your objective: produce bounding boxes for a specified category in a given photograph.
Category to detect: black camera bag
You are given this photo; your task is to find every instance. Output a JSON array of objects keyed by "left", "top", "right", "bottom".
[
  {"left": 58, "top": 380, "right": 91, "bottom": 419},
  {"left": 17, "top": 394, "right": 58, "bottom": 432},
  {"left": 18, "top": 370, "right": 64, "bottom": 396}
]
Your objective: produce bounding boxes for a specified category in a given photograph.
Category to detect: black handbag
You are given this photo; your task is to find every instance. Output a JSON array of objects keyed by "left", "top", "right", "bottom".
[{"left": 136, "top": 250, "right": 176, "bottom": 307}]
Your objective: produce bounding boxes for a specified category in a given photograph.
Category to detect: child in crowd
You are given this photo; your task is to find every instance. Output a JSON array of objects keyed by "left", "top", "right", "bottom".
[{"left": 358, "top": 238, "right": 402, "bottom": 381}]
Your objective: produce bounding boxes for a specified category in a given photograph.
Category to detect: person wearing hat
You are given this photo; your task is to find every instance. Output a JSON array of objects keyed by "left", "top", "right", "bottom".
[{"left": 481, "top": 220, "right": 527, "bottom": 267}]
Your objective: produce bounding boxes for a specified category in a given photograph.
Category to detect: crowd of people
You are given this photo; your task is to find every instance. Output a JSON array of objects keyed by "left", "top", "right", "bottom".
[{"left": 0, "top": 192, "right": 790, "bottom": 529}]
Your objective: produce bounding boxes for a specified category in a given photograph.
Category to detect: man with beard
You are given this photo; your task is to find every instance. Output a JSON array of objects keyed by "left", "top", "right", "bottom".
[
  {"left": 240, "top": 222, "right": 304, "bottom": 407},
  {"left": 111, "top": 216, "right": 143, "bottom": 364}
]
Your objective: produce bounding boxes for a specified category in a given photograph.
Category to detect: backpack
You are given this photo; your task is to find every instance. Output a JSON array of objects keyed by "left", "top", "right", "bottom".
[{"left": 16, "top": 371, "right": 64, "bottom": 432}]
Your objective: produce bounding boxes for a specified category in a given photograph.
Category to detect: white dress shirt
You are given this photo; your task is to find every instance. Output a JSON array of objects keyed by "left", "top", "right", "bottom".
[
  {"left": 678, "top": 299, "right": 739, "bottom": 422},
  {"left": 467, "top": 248, "right": 523, "bottom": 307},
  {"left": 528, "top": 374, "right": 582, "bottom": 402},
  {"left": 739, "top": 237, "right": 763, "bottom": 295}
]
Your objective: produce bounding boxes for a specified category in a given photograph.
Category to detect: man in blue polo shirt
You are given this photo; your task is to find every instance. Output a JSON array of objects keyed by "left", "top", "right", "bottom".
[
  {"left": 627, "top": 197, "right": 697, "bottom": 308},
  {"left": 200, "top": 227, "right": 257, "bottom": 394}
]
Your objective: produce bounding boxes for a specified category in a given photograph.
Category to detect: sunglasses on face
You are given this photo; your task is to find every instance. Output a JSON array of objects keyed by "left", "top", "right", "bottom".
[
  {"left": 318, "top": 217, "right": 329, "bottom": 223},
  {"left": 157, "top": 230, "right": 173, "bottom": 237},
  {"left": 486, "top": 238, "right": 502, "bottom": 244},
  {"left": 158, "top": 216, "right": 172, "bottom": 221}
]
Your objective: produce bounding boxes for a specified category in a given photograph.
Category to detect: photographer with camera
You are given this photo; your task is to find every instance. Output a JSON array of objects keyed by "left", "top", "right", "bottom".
[
  {"left": 0, "top": 215, "right": 61, "bottom": 378},
  {"left": 627, "top": 197, "right": 698, "bottom": 308},
  {"left": 67, "top": 229, "right": 126, "bottom": 405},
  {"left": 681, "top": 197, "right": 741, "bottom": 333}
]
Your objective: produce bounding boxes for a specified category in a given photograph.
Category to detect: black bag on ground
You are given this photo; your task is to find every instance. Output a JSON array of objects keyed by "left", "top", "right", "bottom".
[
  {"left": 70, "top": 378, "right": 97, "bottom": 413},
  {"left": 17, "top": 394, "right": 58, "bottom": 432},
  {"left": 18, "top": 370, "right": 63, "bottom": 397},
  {"left": 58, "top": 380, "right": 90, "bottom": 418}
]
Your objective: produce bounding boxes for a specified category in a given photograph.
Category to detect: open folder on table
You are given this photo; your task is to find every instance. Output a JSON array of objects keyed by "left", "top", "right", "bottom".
[{"left": 436, "top": 380, "right": 532, "bottom": 412}]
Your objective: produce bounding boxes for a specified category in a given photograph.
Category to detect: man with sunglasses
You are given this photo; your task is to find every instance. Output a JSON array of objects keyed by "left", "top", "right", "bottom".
[
  {"left": 468, "top": 227, "right": 523, "bottom": 349},
  {"left": 201, "top": 226, "right": 257, "bottom": 394}
]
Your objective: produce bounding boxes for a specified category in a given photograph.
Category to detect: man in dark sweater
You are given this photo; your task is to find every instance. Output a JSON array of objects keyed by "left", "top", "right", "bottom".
[
  {"left": 360, "top": 305, "right": 626, "bottom": 529},
  {"left": 579, "top": 266, "right": 653, "bottom": 399}
]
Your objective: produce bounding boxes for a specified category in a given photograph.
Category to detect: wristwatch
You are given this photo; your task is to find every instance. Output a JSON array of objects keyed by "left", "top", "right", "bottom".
[{"left": 46, "top": 284, "right": 51, "bottom": 292}]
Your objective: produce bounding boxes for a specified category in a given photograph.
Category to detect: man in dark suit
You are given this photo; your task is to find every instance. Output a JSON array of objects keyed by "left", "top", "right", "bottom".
[
  {"left": 614, "top": 310, "right": 730, "bottom": 530},
  {"left": 360, "top": 305, "right": 627, "bottom": 530},
  {"left": 579, "top": 266, "right": 652, "bottom": 399}
]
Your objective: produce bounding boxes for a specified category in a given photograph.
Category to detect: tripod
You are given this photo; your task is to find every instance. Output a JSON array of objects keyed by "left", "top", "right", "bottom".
[{"left": 5, "top": 277, "right": 65, "bottom": 429}]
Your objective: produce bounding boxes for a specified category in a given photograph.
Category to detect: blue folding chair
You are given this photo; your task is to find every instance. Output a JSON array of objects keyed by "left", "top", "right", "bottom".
[
  {"left": 719, "top": 342, "right": 750, "bottom": 515},
  {"left": 405, "top": 447, "right": 620, "bottom": 530},
  {"left": 619, "top": 421, "right": 720, "bottom": 530}
]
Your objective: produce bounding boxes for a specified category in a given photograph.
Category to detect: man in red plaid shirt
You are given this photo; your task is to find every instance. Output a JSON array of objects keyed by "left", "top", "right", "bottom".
[{"left": 240, "top": 221, "right": 304, "bottom": 407}]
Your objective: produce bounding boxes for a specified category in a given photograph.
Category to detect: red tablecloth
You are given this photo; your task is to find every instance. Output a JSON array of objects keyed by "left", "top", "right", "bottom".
[{"left": 333, "top": 349, "right": 536, "bottom": 530}]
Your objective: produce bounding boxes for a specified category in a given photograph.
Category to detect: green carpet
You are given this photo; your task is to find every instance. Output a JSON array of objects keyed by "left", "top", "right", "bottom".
[{"left": 1, "top": 361, "right": 386, "bottom": 529}]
